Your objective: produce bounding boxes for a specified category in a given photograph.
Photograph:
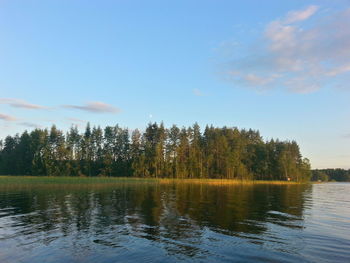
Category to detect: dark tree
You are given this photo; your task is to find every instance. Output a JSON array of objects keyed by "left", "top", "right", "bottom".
[{"left": 0, "top": 122, "right": 312, "bottom": 181}]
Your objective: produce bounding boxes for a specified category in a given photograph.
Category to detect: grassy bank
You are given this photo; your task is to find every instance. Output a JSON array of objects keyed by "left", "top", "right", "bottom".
[{"left": 0, "top": 176, "right": 303, "bottom": 186}]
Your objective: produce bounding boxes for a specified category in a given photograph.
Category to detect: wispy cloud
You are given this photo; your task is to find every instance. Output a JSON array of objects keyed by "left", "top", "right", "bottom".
[
  {"left": 283, "top": 5, "right": 318, "bottom": 24},
  {"left": 342, "top": 133, "right": 350, "bottom": 139},
  {"left": 66, "top": 117, "right": 87, "bottom": 123},
  {"left": 0, "top": 98, "right": 48, "bottom": 109},
  {"left": 63, "top": 101, "right": 120, "bottom": 114},
  {"left": 19, "top": 122, "right": 41, "bottom": 128},
  {"left": 223, "top": 6, "right": 350, "bottom": 93},
  {"left": 0, "top": 113, "right": 17, "bottom": 121},
  {"left": 193, "top": 88, "right": 205, "bottom": 97}
]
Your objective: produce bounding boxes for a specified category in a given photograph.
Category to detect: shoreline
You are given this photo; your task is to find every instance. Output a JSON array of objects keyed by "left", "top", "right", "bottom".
[{"left": 0, "top": 176, "right": 310, "bottom": 186}]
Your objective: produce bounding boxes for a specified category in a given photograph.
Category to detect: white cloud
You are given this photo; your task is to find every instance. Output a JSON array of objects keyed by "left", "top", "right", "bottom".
[
  {"left": 0, "top": 98, "right": 47, "bottom": 109},
  {"left": 283, "top": 5, "right": 319, "bottom": 24},
  {"left": 243, "top": 73, "right": 277, "bottom": 86},
  {"left": 223, "top": 6, "right": 350, "bottom": 93},
  {"left": 193, "top": 88, "right": 204, "bottom": 96},
  {"left": 63, "top": 101, "right": 120, "bottom": 114},
  {"left": 326, "top": 64, "right": 350, "bottom": 77},
  {"left": 0, "top": 113, "right": 17, "bottom": 121}
]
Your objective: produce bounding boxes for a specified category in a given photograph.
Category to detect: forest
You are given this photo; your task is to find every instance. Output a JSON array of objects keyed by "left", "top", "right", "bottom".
[
  {"left": 0, "top": 123, "right": 311, "bottom": 181},
  {"left": 311, "top": 169, "right": 350, "bottom": 182}
]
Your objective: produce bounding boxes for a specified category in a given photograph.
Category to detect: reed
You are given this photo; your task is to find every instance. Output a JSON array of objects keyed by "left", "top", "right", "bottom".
[
  {"left": 157, "top": 178, "right": 301, "bottom": 185},
  {"left": 0, "top": 176, "right": 303, "bottom": 186}
]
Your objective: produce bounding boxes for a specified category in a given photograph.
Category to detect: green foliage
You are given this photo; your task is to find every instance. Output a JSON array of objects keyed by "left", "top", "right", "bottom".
[
  {"left": 0, "top": 123, "right": 311, "bottom": 181},
  {"left": 311, "top": 170, "right": 329, "bottom": 182},
  {"left": 312, "top": 169, "right": 350, "bottom": 182}
]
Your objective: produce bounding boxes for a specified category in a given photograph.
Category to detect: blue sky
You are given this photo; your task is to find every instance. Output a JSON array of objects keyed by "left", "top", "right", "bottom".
[{"left": 1, "top": 0, "right": 349, "bottom": 168}]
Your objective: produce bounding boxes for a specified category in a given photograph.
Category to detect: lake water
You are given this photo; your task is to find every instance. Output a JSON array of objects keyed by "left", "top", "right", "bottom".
[{"left": 0, "top": 182, "right": 349, "bottom": 262}]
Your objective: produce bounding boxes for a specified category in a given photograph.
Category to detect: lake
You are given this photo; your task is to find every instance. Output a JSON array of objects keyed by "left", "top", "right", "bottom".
[{"left": 0, "top": 181, "right": 349, "bottom": 262}]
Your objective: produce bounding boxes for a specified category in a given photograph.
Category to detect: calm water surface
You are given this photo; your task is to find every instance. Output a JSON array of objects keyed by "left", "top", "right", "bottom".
[{"left": 0, "top": 182, "right": 349, "bottom": 262}]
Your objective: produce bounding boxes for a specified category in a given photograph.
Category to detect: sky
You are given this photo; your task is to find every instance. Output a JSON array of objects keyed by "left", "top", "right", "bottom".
[{"left": 0, "top": 0, "right": 349, "bottom": 169}]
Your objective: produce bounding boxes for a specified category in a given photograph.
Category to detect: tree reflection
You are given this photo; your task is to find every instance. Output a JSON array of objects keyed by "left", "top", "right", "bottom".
[{"left": 0, "top": 183, "right": 311, "bottom": 259}]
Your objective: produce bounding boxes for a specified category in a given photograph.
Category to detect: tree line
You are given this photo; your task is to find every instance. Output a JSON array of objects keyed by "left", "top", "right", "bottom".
[
  {"left": 311, "top": 169, "right": 350, "bottom": 182},
  {"left": 0, "top": 122, "right": 311, "bottom": 181}
]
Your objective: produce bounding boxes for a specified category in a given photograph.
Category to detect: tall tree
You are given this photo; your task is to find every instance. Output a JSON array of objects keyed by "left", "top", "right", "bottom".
[{"left": 0, "top": 122, "right": 311, "bottom": 181}]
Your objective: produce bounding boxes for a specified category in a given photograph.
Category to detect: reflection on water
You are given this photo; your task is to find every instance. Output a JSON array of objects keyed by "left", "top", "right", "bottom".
[{"left": 0, "top": 182, "right": 349, "bottom": 262}]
